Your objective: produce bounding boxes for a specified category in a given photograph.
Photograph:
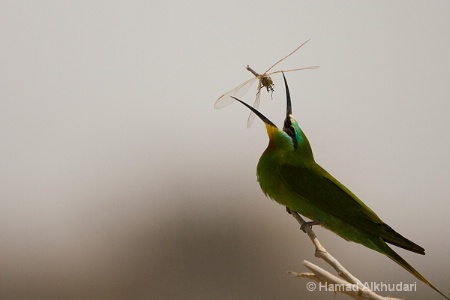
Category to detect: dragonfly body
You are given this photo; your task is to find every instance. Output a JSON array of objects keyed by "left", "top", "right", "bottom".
[{"left": 245, "top": 65, "right": 274, "bottom": 93}]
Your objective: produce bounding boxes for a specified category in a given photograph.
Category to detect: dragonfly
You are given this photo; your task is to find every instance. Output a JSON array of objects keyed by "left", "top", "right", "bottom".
[{"left": 215, "top": 40, "right": 319, "bottom": 128}]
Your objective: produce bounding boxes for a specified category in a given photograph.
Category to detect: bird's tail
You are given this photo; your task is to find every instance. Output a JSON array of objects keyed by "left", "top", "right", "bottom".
[{"left": 382, "top": 242, "right": 449, "bottom": 299}]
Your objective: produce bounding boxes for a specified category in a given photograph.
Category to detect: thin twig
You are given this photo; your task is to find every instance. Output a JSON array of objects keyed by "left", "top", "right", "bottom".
[{"left": 289, "top": 211, "right": 402, "bottom": 300}]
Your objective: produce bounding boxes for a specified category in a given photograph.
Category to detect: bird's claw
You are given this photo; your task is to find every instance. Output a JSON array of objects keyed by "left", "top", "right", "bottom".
[{"left": 300, "top": 220, "right": 323, "bottom": 233}]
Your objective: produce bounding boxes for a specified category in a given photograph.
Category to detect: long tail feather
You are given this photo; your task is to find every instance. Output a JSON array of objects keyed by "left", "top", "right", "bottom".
[{"left": 382, "top": 243, "right": 449, "bottom": 299}]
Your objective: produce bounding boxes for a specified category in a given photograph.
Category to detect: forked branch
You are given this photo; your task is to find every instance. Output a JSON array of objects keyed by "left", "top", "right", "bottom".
[{"left": 288, "top": 210, "right": 402, "bottom": 300}]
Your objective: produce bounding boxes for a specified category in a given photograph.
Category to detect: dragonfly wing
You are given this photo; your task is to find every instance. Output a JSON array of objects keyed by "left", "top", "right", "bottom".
[
  {"left": 267, "top": 66, "right": 320, "bottom": 76},
  {"left": 247, "top": 80, "right": 262, "bottom": 128},
  {"left": 215, "top": 77, "right": 257, "bottom": 109},
  {"left": 264, "top": 40, "right": 311, "bottom": 73}
]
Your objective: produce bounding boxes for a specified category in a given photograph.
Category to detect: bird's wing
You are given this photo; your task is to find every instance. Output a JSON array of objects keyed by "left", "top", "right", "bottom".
[
  {"left": 278, "top": 162, "right": 424, "bottom": 253},
  {"left": 279, "top": 162, "right": 381, "bottom": 222}
]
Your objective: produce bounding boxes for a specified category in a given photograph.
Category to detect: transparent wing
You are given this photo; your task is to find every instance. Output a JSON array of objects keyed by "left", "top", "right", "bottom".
[
  {"left": 215, "top": 77, "right": 257, "bottom": 109},
  {"left": 246, "top": 80, "right": 262, "bottom": 128},
  {"left": 267, "top": 65, "right": 320, "bottom": 76},
  {"left": 264, "top": 40, "right": 311, "bottom": 73}
]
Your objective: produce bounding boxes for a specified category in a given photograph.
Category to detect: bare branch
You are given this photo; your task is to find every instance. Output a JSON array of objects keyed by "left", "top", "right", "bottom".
[{"left": 288, "top": 211, "right": 402, "bottom": 300}]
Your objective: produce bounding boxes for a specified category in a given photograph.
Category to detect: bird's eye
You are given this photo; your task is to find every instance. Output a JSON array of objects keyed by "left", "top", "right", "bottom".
[
  {"left": 285, "top": 124, "right": 295, "bottom": 139},
  {"left": 283, "top": 119, "right": 298, "bottom": 149}
]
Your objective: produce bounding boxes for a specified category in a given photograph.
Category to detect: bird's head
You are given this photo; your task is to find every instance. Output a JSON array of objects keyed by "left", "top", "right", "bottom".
[{"left": 231, "top": 73, "right": 313, "bottom": 158}]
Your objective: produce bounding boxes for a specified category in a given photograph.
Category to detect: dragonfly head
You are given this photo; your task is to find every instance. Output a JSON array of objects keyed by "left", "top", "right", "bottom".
[{"left": 261, "top": 75, "right": 274, "bottom": 93}]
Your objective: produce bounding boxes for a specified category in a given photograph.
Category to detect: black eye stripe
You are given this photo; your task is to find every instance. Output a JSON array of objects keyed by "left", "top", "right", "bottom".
[{"left": 283, "top": 118, "right": 298, "bottom": 149}]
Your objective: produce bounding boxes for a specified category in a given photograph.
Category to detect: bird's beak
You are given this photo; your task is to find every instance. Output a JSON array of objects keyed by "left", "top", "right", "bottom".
[
  {"left": 230, "top": 97, "right": 277, "bottom": 129},
  {"left": 282, "top": 73, "right": 294, "bottom": 135},
  {"left": 231, "top": 96, "right": 278, "bottom": 141},
  {"left": 283, "top": 72, "right": 292, "bottom": 117}
]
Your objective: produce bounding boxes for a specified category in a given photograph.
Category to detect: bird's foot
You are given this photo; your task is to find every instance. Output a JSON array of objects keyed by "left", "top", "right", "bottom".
[{"left": 300, "top": 220, "right": 323, "bottom": 233}]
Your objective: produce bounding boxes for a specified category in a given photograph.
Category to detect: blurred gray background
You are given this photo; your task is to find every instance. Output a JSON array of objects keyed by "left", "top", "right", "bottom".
[{"left": 1, "top": 1, "right": 450, "bottom": 299}]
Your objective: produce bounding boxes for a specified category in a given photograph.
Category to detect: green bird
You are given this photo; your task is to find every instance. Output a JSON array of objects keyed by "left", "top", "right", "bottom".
[{"left": 228, "top": 74, "right": 449, "bottom": 299}]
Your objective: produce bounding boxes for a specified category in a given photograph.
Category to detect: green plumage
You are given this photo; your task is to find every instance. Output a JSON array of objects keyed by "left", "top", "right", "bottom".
[{"left": 229, "top": 74, "right": 449, "bottom": 299}]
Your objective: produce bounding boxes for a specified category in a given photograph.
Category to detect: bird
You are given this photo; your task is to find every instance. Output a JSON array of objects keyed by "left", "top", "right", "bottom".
[{"left": 228, "top": 73, "right": 449, "bottom": 299}]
